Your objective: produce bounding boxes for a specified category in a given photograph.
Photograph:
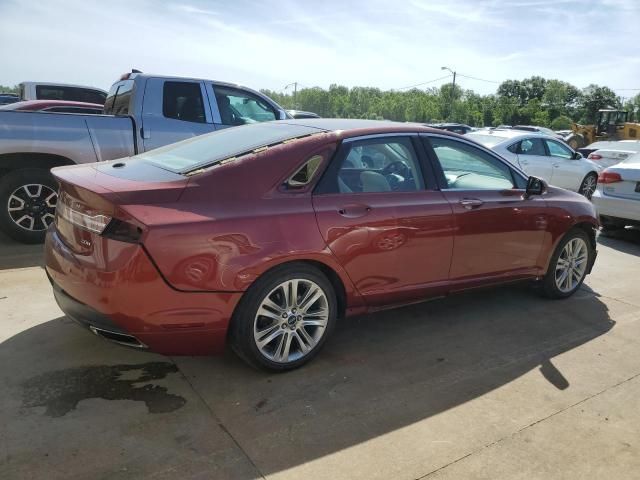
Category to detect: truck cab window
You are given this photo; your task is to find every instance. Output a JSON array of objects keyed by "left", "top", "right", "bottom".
[
  {"left": 213, "top": 86, "right": 276, "bottom": 126},
  {"left": 163, "top": 82, "right": 206, "bottom": 123}
]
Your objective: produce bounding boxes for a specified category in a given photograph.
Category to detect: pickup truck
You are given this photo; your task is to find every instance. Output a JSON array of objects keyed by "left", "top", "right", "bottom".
[{"left": 0, "top": 72, "right": 289, "bottom": 243}]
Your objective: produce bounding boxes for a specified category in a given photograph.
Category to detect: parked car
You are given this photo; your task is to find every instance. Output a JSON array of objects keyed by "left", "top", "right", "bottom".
[
  {"left": 466, "top": 130, "right": 601, "bottom": 198},
  {"left": 286, "top": 109, "right": 320, "bottom": 119},
  {"left": 577, "top": 140, "right": 640, "bottom": 158},
  {"left": 512, "top": 125, "right": 566, "bottom": 141},
  {"left": 45, "top": 119, "right": 598, "bottom": 371},
  {"left": 0, "top": 99, "right": 104, "bottom": 114},
  {"left": 0, "top": 93, "right": 20, "bottom": 105},
  {"left": 592, "top": 153, "right": 640, "bottom": 231},
  {"left": 19, "top": 81, "right": 107, "bottom": 104},
  {"left": 587, "top": 148, "right": 639, "bottom": 169},
  {"left": 0, "top": 72, "right": 289, "bottom": 243},
  {"left": 429, "top": 123, "right": 473, "bottom": 134}
]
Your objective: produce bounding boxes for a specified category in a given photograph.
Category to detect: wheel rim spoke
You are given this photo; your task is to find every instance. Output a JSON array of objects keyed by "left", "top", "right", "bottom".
[
  {"left": 555, "top": 237, "right": 588, "bottom": 293},
  {"left": 253, "top": 278, "right": 329, "bottom": 364},
  {"left": 7, "top": 184, "right": 58, "bottom": 232}
]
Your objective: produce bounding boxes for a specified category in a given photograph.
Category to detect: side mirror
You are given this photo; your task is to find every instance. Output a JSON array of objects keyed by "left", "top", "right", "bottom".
[
  {"left": 525, "top": 176, "right": 547, "bottom": 197},
  {"left": 572, "top": 151, "right": 583, "bottom": 160}
]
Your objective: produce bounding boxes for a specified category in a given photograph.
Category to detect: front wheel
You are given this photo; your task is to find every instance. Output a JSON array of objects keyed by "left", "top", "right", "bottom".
[
  {"left": 0, "top": 169, "right": 58, "bottom": 244},
  {"left": 579, "top": 173, "right": 597, "bottom": 199},
  {"left": 541, "top": 229, "right": 593, "bottom": 299},
  {"left": 230, "top": 264, "right": 337, "bottom": 371}
]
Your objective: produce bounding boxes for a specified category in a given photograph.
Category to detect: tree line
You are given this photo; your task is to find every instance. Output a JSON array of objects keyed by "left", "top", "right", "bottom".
[
  {"left": 262, "top": 76, "right": 640, "bottom": 129},
  {"left": 3, "top": 77, "right": 638, "bottom": 129}
]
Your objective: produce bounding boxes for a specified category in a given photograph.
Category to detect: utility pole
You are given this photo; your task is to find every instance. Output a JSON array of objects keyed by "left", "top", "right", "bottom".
[
  {"left": 441, "top": 66, "right": 456, "bottom": 121},
  {"left": 284, "top": 82, "right": 298, "bottom": 109}
]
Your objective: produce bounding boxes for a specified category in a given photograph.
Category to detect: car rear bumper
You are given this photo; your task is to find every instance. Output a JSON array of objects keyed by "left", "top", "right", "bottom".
[
  {"left": 592, "top": 189, "right": 640, "bottom": 223},
  {"left": 45, "top": 227, "right": 242, "bottom": 355}
]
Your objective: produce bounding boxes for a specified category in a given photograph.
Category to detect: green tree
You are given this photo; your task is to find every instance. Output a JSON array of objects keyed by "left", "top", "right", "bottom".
[
  {"left": 577, "top": 85, "right": 620, "bottom": 124},
  {"left": 0, "top": 84, "right": 19, "bottom": 94},
  {"left": 550, "top": 115, "right": 573, "bottom": 130}
]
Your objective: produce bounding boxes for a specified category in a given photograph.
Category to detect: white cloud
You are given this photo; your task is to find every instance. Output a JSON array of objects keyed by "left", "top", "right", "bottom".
[{"left": 0, "top": 0, "right": 638, "bottom": 96}]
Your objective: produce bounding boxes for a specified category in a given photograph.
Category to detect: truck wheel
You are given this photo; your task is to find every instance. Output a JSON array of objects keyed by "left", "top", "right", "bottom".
[
  {"left": 566, "top": 133, "right": 585, "bottom": 149},
  {"left": 0, "top": 169, "right": 58, "bottom": 244}
]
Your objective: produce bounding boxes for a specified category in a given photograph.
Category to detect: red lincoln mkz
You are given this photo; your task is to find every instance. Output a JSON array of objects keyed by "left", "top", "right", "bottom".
[{"left": 45, "top": 119, "right": 598, "bottom": 370}]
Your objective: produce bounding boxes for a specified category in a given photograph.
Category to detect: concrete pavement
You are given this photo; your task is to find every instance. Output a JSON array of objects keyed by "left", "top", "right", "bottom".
[{"left": 0, "top": 228, "right": 639, "bottom": 479}]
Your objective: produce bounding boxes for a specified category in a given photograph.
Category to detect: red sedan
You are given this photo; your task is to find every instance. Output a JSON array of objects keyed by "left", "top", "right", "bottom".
[{"left": 45, "top": 119, "right": 598, "bottom": 370}]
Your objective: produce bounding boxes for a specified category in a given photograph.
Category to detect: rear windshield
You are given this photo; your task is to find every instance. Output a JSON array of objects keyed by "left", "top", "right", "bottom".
[
  {"left": 465, "top": 133, "right": 508, "bottom": 148},
  {"left": 35, "top": 85, "right": 106, "bottom": 104},
  {"left": 137, "top": 122, "right": 322, "bottom": 173}
]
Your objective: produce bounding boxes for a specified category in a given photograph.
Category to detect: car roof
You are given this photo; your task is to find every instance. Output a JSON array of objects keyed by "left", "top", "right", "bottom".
[
  {"left": 259, "top": 118, "right": 445, "bottom": 137},
  {"left": 466, "top": 129, "right": 551, "bottom": 143}
]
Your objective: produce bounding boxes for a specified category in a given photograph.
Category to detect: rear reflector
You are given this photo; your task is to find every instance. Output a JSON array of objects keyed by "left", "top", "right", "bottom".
[
  {"left": 56, "top": 192, "right": 112, "bottom": 234},
  {"left": 598, "top": 171, "right": 623, "bottom": 184},
  {"left": 588, "top": 154, "right": 602, "bottom": 160}
]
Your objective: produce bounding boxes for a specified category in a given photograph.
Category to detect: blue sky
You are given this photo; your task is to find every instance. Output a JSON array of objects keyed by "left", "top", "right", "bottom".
[{"left": 1, "top": 0, "right": 639, "bottom": 97}]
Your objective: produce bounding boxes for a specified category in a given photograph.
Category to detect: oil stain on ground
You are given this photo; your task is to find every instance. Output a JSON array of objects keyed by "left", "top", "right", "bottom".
[{"left": 21, "top": 362, "right": 186, "bottom": 417}]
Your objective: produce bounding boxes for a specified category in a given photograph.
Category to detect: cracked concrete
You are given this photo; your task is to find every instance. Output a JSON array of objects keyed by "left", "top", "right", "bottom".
[{"left": 0, "top": 229, "right": 639, "bottom": 479}]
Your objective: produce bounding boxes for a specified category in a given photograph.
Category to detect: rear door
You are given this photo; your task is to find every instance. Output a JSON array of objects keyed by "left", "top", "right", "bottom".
[
  {"left": 312, "top": 134, "right": 455, "bottom": 306},
  {"left": 424, "top": 135, "right": 547, "bottom": 283},
  {"left": 511, "top": 137, "right": 553, "bottom": 182},
  {"left": 141, "top": 78, "right": 215, "bottom": 151},
  {"left": 544, "top": 138, "right": 584, "bottom": 191}
]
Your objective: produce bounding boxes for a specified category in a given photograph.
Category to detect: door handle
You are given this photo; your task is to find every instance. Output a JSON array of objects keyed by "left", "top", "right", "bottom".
[
  {"left": 553, "top": 163, "right": 560, "bottom": 167},
  {"left": 338, "top": 205, "right": 372, "bottom": 218},
  {"left": 459, "top": 198, "right": 484, "bottom": 210}
]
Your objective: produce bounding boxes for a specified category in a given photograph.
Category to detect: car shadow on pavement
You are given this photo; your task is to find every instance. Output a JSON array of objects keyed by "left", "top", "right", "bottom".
[
  {"left": 0, "top": 284, "right": 616, "bottom": 478},
  {"left": 0, "top": 231, "right": 44, "bottom": 270},
  {"left": 171, "top": 283, "right": 616, "bottom": 477}
]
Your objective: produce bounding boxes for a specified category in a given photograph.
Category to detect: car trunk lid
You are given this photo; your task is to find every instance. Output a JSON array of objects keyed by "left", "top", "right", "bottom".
[{"left": 51, "top": 159, "right": 189, "bottom": 254}]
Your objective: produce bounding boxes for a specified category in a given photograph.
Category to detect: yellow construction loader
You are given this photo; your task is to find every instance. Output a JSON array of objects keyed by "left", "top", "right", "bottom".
[{"left": 567, "top": 109, "right": 640, "bottom": 149}]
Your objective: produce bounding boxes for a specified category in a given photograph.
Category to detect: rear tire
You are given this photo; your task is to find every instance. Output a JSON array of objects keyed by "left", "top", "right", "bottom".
[
  {"left": 0, "top": 169, "right": 58, "bottom": 244},
  {"left": 541, "top": 229, "right": 593, "bottom": 299},
  {"left": 229, "top": 263, "right": 337, "bottom": 371},
  {"left": 578, "top": 173, "right": 597, "bottom": 199}
]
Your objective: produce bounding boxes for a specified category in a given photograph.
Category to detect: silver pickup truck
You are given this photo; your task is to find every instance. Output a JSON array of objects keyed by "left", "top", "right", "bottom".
[{"left": 0, "top": 72, "right": 289, "bottom": 243}]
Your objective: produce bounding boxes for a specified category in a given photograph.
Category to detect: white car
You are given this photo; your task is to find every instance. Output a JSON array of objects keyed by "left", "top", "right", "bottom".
[
  {"left": 466, "top": 130, "right": 601, "bottom": 198},
  {"left": 592, "top": 153, "right": 640, "bottom": 230}
]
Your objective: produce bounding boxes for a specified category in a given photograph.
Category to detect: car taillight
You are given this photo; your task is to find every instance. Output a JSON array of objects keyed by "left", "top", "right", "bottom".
[
  {"left": 56, "top": 192, "right": 111, "bottom": 234},
  {"left": 102, "top": 219, "right": 142, "bottom": 243},
  {"left": 588, "top": 154, "right": 602, "bottom": 160},
  {"left": 598, "top": 171, "right": 623, "bottom": 184}
]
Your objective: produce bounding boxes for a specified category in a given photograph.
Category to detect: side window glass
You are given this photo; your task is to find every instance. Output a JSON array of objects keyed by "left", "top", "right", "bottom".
[
  {"left": 429, "top": 137, "right": 514, "bottom": 190},
  {"left": 518, "top": 138, "right": 546, "bottom": 156},
  {"left": 213, "top": 86, "right": 276, "bottom": 126},
  {"left": 507, "top": 142, "right": 519, "bottom": 154},
  {"left": 287, "top": 155, "right": 323, "bottom": 187},
  {"left": 319, "top": 137, "right": 424, "bottom": 194},
  {"left": 162, "top": 81, "right": 206, "bottom": 123},
  {"left": 545, "top": 139, "right": 572, "bottom": 159}
]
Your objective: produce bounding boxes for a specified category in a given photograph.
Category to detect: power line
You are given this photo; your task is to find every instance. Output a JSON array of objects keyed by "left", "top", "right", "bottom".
[
  {"left": 457, "top": 73, "right": 499, "bottom": 84},
  {"left": 396, "top": 74, "right": 452, "bottom": 90}
]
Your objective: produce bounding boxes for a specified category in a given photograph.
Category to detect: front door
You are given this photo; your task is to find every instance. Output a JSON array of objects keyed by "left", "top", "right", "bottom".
[
  {"left": 424, "top": 135, "right": 547, "bottom": 283},
  {"left": 544, "top": 138, "right": 583, "bottom": 191},
  {"left": 313, "top": 135, "right": 455, "bottom": 306}
]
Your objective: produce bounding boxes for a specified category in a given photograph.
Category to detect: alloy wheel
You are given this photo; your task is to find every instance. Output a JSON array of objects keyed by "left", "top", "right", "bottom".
[
  {"left": 253, "top": 279, "right": 329, "bottom": 364},
  {"left": 581, "top": 175, "right": 597, "bottom": 199},
  {"left": 555, "top": 237, "right": 588, "bottom": 293},
  {"left": 7, "top": 184, "right": 57, "bottom": 231}
]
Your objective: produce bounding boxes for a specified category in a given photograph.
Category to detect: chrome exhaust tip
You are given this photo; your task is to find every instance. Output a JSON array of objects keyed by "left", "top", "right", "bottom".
[{"left": 89, "top": 326, "right": 147, "bottom": 349}]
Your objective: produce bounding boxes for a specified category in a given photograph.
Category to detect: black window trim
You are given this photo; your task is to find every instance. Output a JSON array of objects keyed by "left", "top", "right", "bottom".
[
  {"left": 313, "top": 133, "right": 436, "bottom": 196},
  {"left": 420, "top": 133, "right": 529, "bottom": 191}
]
